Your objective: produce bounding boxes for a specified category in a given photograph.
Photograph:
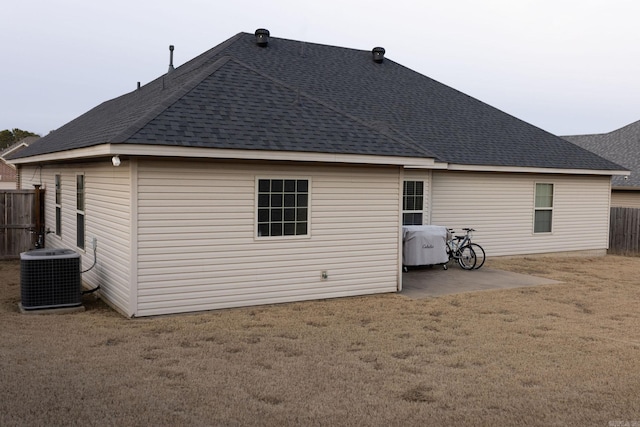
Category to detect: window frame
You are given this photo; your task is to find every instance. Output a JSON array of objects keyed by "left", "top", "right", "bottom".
[
  {"left": 402, "top": 180, "right": 425, "bottom": 226},
  {"left": 54, "top": 174, "right": 62, "bottom": 237},
  {"left": 533, "top": 182, "right": 554, "bottom": 234},
  {"left": 255, "top": 177, "right": 311, "bottom": 240},
  {"left": 76, "top": 174, "right": 85, "bottom": 249}
]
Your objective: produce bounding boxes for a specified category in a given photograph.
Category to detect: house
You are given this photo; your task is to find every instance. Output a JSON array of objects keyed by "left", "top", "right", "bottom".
[
  {"left": 0, "top": 161, "right": 17, "bottom": 190},
  {"left": 564, "top": 121, "right": 640, "bottom": 208},
  {"left": 0, "top": 136, "right": 38, "bottom": 189},
  {"left": 7, "top": 30, "right": 627, "bottom": 317}
]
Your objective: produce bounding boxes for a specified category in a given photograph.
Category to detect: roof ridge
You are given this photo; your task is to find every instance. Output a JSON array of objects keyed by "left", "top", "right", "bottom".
[
  {"left": 226, "top": 56, "right": 438, "bottom": 159},
  {"left": 564, "top": 118, "right": 640, "bottom": 139},
  {"left": 612, "top": 118, "right": 640, "bottom": 135},
  {"left": 562, "top": 133, "right": 605, "bottom": 138},
  {"left": 166, "top": 33, "right": 244, "bottom": 82},
  {"left": 111, "top": 34, "right": 249, "bottom": 143},
  {"left": 111, "top": 56, "right": 233, "bottom": 142},
  {"left": 239, "top": 31, "right": 374, "bottom": 55}
]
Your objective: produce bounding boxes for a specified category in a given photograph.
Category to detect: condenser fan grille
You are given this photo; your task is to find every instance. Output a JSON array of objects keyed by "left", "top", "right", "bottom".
[{"left": 20, "top": 249, "right": 82, "bottom": 310}]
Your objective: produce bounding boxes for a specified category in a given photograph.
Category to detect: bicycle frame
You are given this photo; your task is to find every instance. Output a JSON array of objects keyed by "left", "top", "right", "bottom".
[
  {"left": 446, "top": 231, "right": 470, "bottom": 259},
  {"left": 446, "top": 228, "right": 476, "bottom": 270}
]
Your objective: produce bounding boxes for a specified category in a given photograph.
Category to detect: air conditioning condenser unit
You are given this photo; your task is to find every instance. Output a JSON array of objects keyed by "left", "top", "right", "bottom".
[{"left": 20, "top": 248, "right": 82, "bottom": 311}]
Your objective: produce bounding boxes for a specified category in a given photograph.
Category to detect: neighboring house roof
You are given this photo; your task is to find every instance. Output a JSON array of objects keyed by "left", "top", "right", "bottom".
[
  {"left": 0, "top": 135, "right": 39, "bottom": 159},
  {"left": 9, "top": 31, "right": 624, "bottom": 173},
  {"left": 1, "top": 136, "right": 39, "bottom": 184},
  {"left": 564, "top": 120, "right": 640, "bottom": 188}
]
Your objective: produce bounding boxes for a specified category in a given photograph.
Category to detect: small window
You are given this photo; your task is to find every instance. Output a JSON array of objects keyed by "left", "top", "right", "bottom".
[
  {"left": 76, "top": 175, "right": 85, "bottom": 249},
  {"left": 534, "top": 183, "right": 553, "bottom": 233},
  {"left": 257, "top": 179, "right": 309, "bottom": 237},
  {"left": 55, "top": 174, "right": 62, "bottom": 237},
  {"left": 402, "top": 180, "right": 424, "bottom": 225}
]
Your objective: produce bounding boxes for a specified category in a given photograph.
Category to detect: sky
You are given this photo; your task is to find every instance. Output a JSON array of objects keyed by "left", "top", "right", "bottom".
[{"left": 3, "top": 0, "right": 640, "bottom": 138}]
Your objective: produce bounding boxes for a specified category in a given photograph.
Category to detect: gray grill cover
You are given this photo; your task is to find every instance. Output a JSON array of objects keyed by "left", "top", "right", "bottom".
[{"left": 402, "top": 225, "right": 449, "bottom": 266}]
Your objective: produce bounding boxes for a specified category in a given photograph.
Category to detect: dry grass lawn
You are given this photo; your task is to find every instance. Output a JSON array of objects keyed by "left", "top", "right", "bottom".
[{"left": 1, "top": 255, "right": 640, "bottom": 426}]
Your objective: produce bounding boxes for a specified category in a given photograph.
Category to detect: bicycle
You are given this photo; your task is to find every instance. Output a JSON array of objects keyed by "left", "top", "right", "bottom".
[
  {"left": 446, "top": 229, "right": 476, "bottom": 270},
  {"left": 447, "top": 228, "right": 486, "bottom": 270},
  {"left": 463, "top": 228, "right": 486, "bottom": 269}
]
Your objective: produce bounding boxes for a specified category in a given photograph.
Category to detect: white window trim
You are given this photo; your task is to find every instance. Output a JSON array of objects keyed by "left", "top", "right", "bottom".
[
  {"left": 54, "top": 173, "right": 62, "bottom": 238},
  {"left": 254, "top": 176, "right": 312, "bottom": 240},
  {"left": 402, "top": 180, "right": 426, "bottom": 226},
  {"left": 76, "top": 173, "right": 86, "bottom": 250},
  {"left": 533, "top": 182, "right": 554, "bottom": 234}
]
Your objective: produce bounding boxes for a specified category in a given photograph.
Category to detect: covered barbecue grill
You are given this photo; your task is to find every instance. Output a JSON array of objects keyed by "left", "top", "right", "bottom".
[{"left": 402, "top": 225, "right": 449, "bottom": 267}]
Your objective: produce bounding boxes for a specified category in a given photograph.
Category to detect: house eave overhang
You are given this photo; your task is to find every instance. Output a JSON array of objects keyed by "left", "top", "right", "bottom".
[
  {"left": 446, "top": 163, "right": 630, "bottom": 177},
  {"left": 8, "top": 144, "right": 442, "bottom": 168},
  {"left": 612, "top": 186, "right": 640, "bottom": 191}
]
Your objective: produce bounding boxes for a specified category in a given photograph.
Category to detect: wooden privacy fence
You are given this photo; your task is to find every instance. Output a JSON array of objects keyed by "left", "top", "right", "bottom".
[
  {"left": 0, "top": 190, "right": 44, "bottom": 259},
  {"left": 609, "top": 207, "right": 640, "bottom": 255}
]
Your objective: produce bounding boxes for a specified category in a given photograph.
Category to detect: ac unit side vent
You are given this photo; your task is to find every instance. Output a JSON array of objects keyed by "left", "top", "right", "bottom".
[{"left": 20, "top": 249, "right": 82, "bottom": 310}]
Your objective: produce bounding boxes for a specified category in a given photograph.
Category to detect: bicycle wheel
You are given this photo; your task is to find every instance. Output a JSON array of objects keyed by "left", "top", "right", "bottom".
[
  {"left": 469, "top": 243, "right": 485, "bottom": 269},
  {"left": 457, "top": 245, "right": 476, "bottom": 270}
]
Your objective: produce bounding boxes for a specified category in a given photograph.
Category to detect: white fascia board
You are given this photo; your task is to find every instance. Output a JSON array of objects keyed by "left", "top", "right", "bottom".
[
  {"left": 14, "top": 144, "right": 626, "bottom": 176},
  {"left": 404, "top": 162, "right": 448, "bottom": 170},
  {"left": 9, "top": 143, "right": 440, "bottom": 168},
  {"left": 9, "top": 145, "right": 114, "bottom": 164},
  {"left": 446, "top": 163, "right": 631, "bottom": 177}
]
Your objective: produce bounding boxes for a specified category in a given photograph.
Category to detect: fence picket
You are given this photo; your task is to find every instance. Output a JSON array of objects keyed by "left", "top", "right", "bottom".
[
  {"left": 609, "top": 207, "right": 640, "bottom": 255},
  {"left": 0, "top": 190, "right": 38, "bottom": 259}
]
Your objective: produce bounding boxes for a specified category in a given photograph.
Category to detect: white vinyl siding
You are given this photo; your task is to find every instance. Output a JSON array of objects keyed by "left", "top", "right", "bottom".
[
  {"left": 136, "top": 160, "right": 401, "bottom": 316},
  {"left": 20, "top": 163, "right": 133, "bottom": 316},
  {"left": 611, "top": 190, "right": 640, "bottom": 208},
  {"left": 431, "top": 171, "right": 611, "bottom": 257}
]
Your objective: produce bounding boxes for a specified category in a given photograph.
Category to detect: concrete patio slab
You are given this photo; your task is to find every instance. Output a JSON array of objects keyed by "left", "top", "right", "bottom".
[{"left": 400, "top": 264, "right": 562, "bottom": 298}]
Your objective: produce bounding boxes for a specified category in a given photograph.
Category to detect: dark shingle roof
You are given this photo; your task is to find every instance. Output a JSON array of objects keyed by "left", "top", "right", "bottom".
[
  {"left": 11, "top": 32, "right": 624, "bottom": 171},
  {"left": 564, "top": 120, "right": 640, "bottom": 187}
]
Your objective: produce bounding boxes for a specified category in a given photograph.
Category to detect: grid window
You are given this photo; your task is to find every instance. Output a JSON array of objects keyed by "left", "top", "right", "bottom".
[
  {"left": 403, "top": 180, "right": 424, "bottom": 226},
  {"left": 55, "top": 174, "right": 61, "bottom": 237},
  {"left": 257, "top": 179, "right": 309, "bottom": 237},
  {"left": 534, "top": 183, "right": 553, "bottom": 233},
  {"left": 76, "top": 175, "right": 85, "bottom": 249}
]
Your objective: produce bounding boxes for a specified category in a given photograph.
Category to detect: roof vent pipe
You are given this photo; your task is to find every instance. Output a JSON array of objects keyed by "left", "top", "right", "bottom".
[
  {"left": 255, "top": 29, "right": 270, "bottom": 47},
  {"left": 372, "top": 47, "right": 385, "bottom": 63},
  {"left": 168, "top": 45, "right": 175, "bottom": 73}
]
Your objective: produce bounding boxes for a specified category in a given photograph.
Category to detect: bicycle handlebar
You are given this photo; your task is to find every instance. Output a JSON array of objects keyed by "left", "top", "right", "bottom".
[{"left": 448, "top": 228, "right": 477, "bottom": 235}]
